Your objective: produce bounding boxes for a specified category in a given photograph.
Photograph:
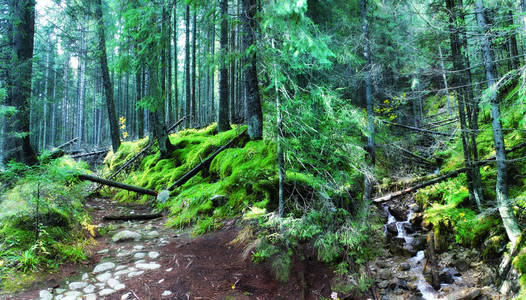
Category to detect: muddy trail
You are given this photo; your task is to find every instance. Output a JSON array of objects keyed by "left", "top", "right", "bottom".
[{"left": 6, "top": 197, "right": 335, "bottom": 300}]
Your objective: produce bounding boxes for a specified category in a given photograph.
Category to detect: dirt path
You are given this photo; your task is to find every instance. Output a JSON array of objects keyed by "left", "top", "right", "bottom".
[{"left": 5, "top": 198, "right": 335, "bottom": 300}]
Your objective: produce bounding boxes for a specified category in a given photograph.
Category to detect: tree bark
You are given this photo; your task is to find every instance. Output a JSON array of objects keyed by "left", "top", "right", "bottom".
[
  {"left": 185, "top": 5, "right": 191, "bottom": 128},
  {"left": 361, "top": 0, "right": 375, "bottom": 204},
  {"left": 475, "top": 0, "right": 521, "bottom": 245},
  {"left": 191, "top": 6, "right": 197, "bottom": 127},
  {"left": 78, "top": 174, "right": 157, "bottom": 196},
  {"left": 4, "top": 0, "right": 38, "bottom": 165},
  {"left": 173, "top": 3, "right": 179, "bottom": 121},
  {"left": 241, "top": 0, "right": 263, "bottom": 139},
  {"left": 218, "top": 0, "right": 231, "bottom": 132},
  {"left": 438, "top": 46, "right": 452, "bottom": 116},
  {"left": 95, "top": 0, "right": 121, "bottom": 153}
]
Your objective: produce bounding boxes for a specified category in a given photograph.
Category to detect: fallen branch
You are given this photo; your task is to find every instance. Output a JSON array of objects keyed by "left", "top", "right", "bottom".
[
  {"left": 422, "top": 118, "right": 458, "bottom": 130},
  {"left": 56, "top": 137, "right": 79, "bottom": 149},
  {"left": 71, "top": 149, "right": 109, "bottom": 159},
  {"left": 167, "top": 116, "right": 187, "bottom": 133},
  {"left": 387, "top": 144, "right": 436, "bottom": 166},
  {"left": 373, "top": 141, "right": 526, "bottom": 203},
  {"left": 421, "top": 117, "right": 458, "bottom": 129},
  {"left": 381, "top": 120, "right": 454, "bottom": 137},
  {"left": 77, "top": 174, "right": 157, "bottom": 196},
  {"left": 166, "top": 129, "right": 247, "bottom": 192},
  {"left": 103, "top": 213, "right": 162, "bottom": 221}
]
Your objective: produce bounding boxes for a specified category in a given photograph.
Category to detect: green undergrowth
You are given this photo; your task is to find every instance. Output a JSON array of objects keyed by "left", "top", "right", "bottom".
[{"left": 0, "top": 156, "right": 93, "bottom": 292}]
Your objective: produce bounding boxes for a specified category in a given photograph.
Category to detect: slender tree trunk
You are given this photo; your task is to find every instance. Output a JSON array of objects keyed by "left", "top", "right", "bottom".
[
  {"left": 51, "top": 66, "right": 56, "bottom": 146},
  {"left": 218, "top": 0, "right": 231, "bottom": 132},
  {"left": 475, "top": 0, "right": 521, "bottom": 245},
  {"left": 211, "top": 8, "right": 216, "bottom": 123},
  {"left": 62, "top": 54, "right": 69, "bottom": 143},
  {"left": 95, "top": 0, "right": 121, "bottom": 153},
  {"left": 191, "top": 6, "right": 197, "bottom": 127},
  {"left": 167, "top": 7, "right": 173, "bottom": 125},
  {"left": 507, "top": 10, "right": 520, "bottom": 69},
  {"left": 361, "top": 0, "right": 375, "bottom": 203},
  {"left": 185, "top": 5, "right": 191, "bottom": 128},
  {"left": 4, "top": 0, "right": 37, "bottom": 165},
  {"left": 438, "top": 46, "right": 452, "bottom": 116},
  {"left": 241, "top": 0, "right": 262, "bottom": 139},
  {"left": 78, "top": 27, "right": 87, "bottom": 144},
  {"left": 173, "top": 3, "right": 179, "bottom": 121}
]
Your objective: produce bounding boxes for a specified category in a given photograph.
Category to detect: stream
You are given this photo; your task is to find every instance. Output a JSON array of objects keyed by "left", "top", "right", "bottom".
[{"left": 382, "top": 203, "right": 463, "bottom": 300}]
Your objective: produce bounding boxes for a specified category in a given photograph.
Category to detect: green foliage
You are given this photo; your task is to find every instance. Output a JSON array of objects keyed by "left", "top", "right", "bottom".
[{"left": 0, "top": 157, "right": 93, "bottom": 289}]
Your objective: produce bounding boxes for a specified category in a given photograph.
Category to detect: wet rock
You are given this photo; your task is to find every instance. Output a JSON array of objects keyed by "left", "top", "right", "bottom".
[
  {"left": 112, "top": 230, "right": 141, "bottom": 242},
  {"left": 386, "top": 223, "right": 398, "bottom": 236},
  {"left": 410, "top": 235, "right": 427, "bottom": 251},
  {"left": 388, "top": 206, "right": 407, "bottom": 221},
  {"left": 39, "top": 290, "right": 53, "bottom": 300},
  {"left": 403, "top": 223, "right": 416, "bottom": 234},
  {"left": 377, "top": 281, "right": 389, "bottom": 289},
  {"left": 397, "top": 279, "right": 409, "bottom": 290},
  {"left": 453, "top": 258, "right": 470, "bottom": 272},
  {"left": 446, "top": 287, "right": 481, "bottom": 300},
  {"left": 378, "top": 269, "right": 391, "bottom": 280},
  {"left": 409, "top": 213, "right": 423, "bottom": 226},
  {"left": 400, "top": 263, "right": 410, "bottom": 271},
  {"left": 390, "top": 238, "right": 417, "bottom": 257},
  {"left": 148, "top": 251, "right": 160, "bottom": 259},
  {"left": 439, "top": 270, "right": 454, "bottom": 284},
  {"left": 146, "top": 230, "right": 160, "bottom": 239},
  {"left": 93, "top": 262, "right": 116, "bottom": 274}
]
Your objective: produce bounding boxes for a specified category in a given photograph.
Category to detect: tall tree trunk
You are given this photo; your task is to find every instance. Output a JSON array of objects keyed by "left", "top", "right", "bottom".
[
  {"left": 78, "top": 25, "right": 87, "bottom": 144},
  {"left": 4, "top": 0, "right": 37, "bottom": 165},
  {"left": 507, "top": 10, "right": 520, "bottom": 69},
  {"left": 167, "top": 7, "right": 173, "bottom": 125},
  {"left": 218, "top": 0, "right": 231, "bottom": 132},
  {"left": 210, "top": 7, "right": 216, "bottom": 123},
  {"left": 191, "top": 6, "right": 197, "bottom": 127},
  {"left": 51, "top": 66, "right": 56, "bottom": 146},
  {"left": 185, "top": 5, "right": 191, "bottom": 128},
  {"left": 241, "top": 0, "right": 262, "bottom": 139},
  {"left": 475, "top": 0, "right": 521, "bottom": 245},
  {"left": 173, "top": 3, "right": 179, "bottom": 121},
  {"left": 446, "top": 0, "right": 482, "bottom": 210},
  {"left": 438, "top": 46, "right": 452, "bottom": 116},
  {"left": 361, "top": 0, "right": 375, "bottom": 203},
  {"left": 62, "top": 54, "right": 69, "bottom": 143},
  {"left": 95, "top": 0, "right": 121, "bottom": 153}
]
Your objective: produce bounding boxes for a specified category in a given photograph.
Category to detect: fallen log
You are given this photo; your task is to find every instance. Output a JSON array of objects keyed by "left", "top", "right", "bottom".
[
  {"left": 103, "top": 213, "right": 162, "bottom": 221},
  {"left": 421, "top": 117, "right": 458, "bottom": 129},
  {"left": 167, "top": 116, "right": 187, "bottom": 133},
  {"left": 77, "top": 174, "right": 158, "bottom": 196},
  {"left": 56, "top": 137, "right": 79, "bottom": 149},
  {"left": 388, "top": 144, "right": 436, "bottom": 166},
  {"left": 373, "top": 141, "right": 526, "bottom": 203},
  {"left": 165, "top": 129, "right": 248, "bottom": 192},
  {"left": 422, "top": 118, "right": 458, "bottom": 130},
  {"left": 71, "top": 149, "right": 109, "bottom": 159},
  {"left": 381, "top": 120, "right": 454, "bottom": 137}
]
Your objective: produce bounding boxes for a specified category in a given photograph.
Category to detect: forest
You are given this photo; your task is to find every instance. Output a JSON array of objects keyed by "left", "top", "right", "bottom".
[{"left": 1, "top": 0, "right": 526, "bottom": 299}]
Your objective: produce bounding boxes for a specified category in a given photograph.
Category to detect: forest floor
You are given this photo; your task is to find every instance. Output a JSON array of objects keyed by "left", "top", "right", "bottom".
[{"left": 4, "top": 196, "right": 337, "bottom": 300}]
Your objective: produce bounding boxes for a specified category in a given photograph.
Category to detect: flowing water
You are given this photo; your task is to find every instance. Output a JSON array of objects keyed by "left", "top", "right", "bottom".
[{"left": 383, "top": 205, "right": 462, "bottom": 300}]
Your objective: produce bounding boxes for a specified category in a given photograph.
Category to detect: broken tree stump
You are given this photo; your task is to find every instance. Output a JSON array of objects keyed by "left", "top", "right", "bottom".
[
  {"left": 77, "top": 174, "right": 157, "bottom": 196},
  {"left": 427, "top": 231, "right": 441, "bottom": 291}
]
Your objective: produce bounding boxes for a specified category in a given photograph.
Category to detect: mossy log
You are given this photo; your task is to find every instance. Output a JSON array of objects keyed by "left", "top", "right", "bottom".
[
  {"left": 167, "top": 115, "right": 187, "bottom": 133},
  {"left": 71, "top": 149, "right": 109, "bottom": 159},
  {"left": 56, "top": 137, "right": 79, "bottom": 149},
  {"left": 374, "top": 141, "right": 526, "bottom": 203},
  {"left": 166, "top": 129, "right": 248, "bottom": 192},
  {"left": 381, "top": 120, "right": 454, "bottom": 137},
  {"left": 77, "top": 174, "right": 158, "bottom": 196}
]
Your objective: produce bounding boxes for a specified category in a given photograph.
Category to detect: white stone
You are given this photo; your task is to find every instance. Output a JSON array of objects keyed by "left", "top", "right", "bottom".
[
  {"left": 136, "top": 262, "right": 161, "bottom": 270},
  {"left": 133, "top": 245, "right": 145, "bottom": 251},
  {"left": 165, "top": 268, "right": 173, "bottom": 272},
  {"left": 115, "top": 265, "right": 127, "bottom": 271},
  {"left": 85, "top": 294, "right": 97, "bottom": 300},
  {"left": 158, "top": 279, "right": 165, "bottom": 284},
  {"left": 99, "top": 288, "right": 116, "bottom": 296},
  {"left": 146, "top": 231, "right": 160, "bottom": 238},
  {"left": 112, "top": 230, "right": 141, "bottom": 242},
  {"left": 95, "top": 283, "right": 106, "bottom": 289},
  {"left": 121, "top": 292, "right": 132, "bottom": 300},
  {"left": 148, "top": 251, "right": 160, "bottom": 259},
  {"left": 133, "top": 252, "right": 146, "bottom": 259},
  {"left": 55, "top": 295, "right": 64, "bottom": 300},
  {"left": 107, "top": 278, "right": 121, "bottom": 289},
  {"left": 83, "top": 284, "right": 96, "bottom": 294},
  {"left": 64, "top": 291, "right": 82, "bottom": 298},
  {"left": 128, "top": 271, "right": 145, "bottom": 278},
  {"left": 69, "top": 281, "right": 88, "bottom": 290},
  {"left": 114, "top": 283, "right": 126, "bottom": 291},
  {"left": 115, "top": 269, "right": 132, "bottom": 276},
  {"left": 56, "top": 288, "right": 66, "bottom": 294},
  {"left": 93, "top": 262, "right": 116, "bottom": 274},
  {"left": 61, "top": 296, "right": 77, "bottom": 300},
  {"left": 96, "top": 272, "right": 112, "bottom": 283},
  {"left": 39, "top": 290, "right": 53, "bottom": 300},
  {"left": 161, "top": 291, "right": 173, "bottom": 297},
  {"left": 81, "top": 273, "right": 89, "bottom": 281},
  {"left": 97, "top": 249, "right": 109, "bottom": 254},
  {"left": 117, "top": 251, "right": 132, "bottom": 257}
]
